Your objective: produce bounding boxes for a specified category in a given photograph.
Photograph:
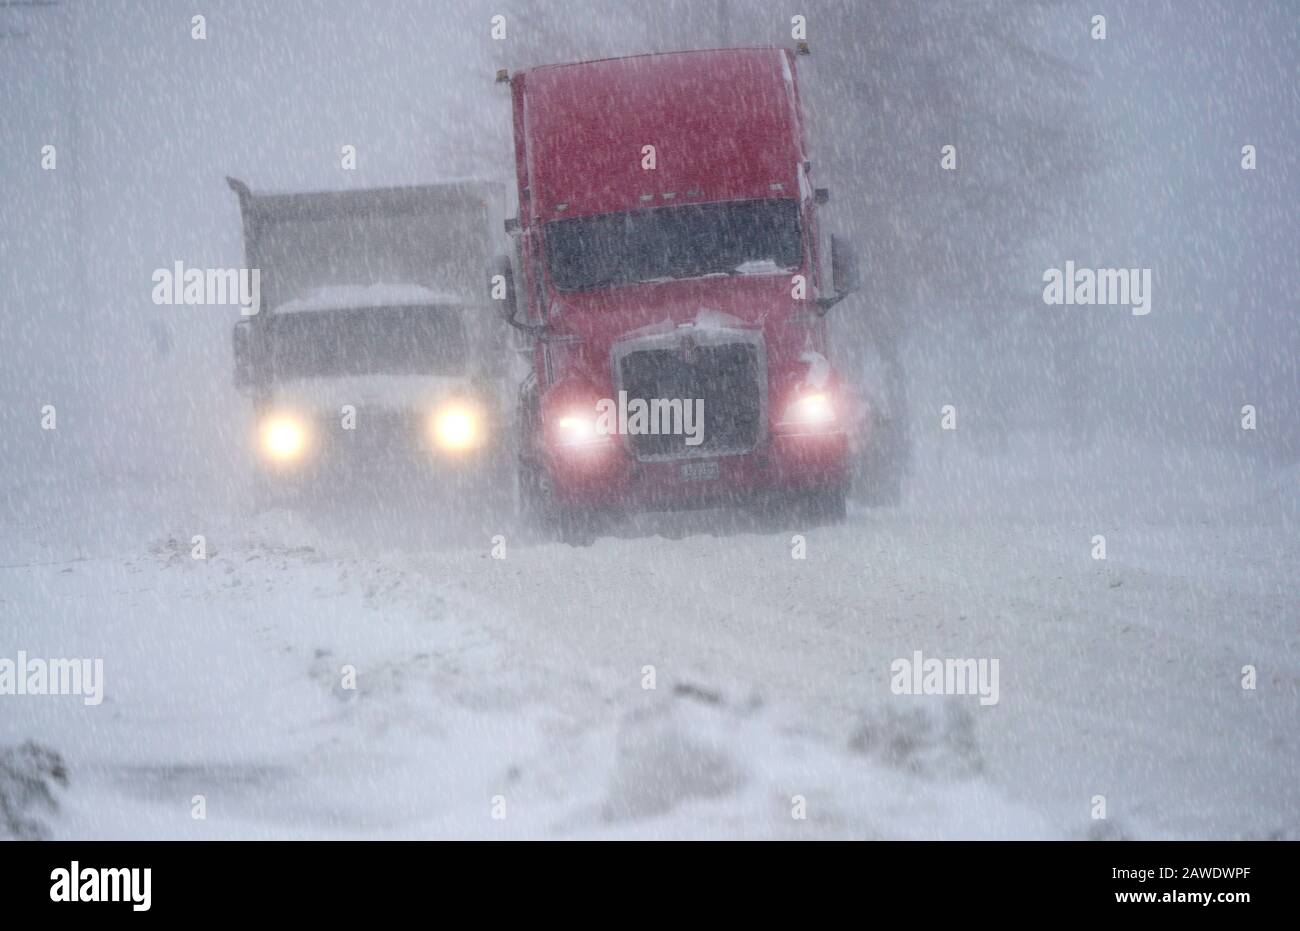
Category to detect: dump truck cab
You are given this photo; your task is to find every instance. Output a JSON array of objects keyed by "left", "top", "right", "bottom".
[{"left": 499, "top": 48, "right": 859, "bottom": 539}]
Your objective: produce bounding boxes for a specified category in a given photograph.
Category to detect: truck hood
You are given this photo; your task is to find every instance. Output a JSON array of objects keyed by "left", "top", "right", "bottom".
[
  {"left": 268, "top": 374, "right": 475, "bottom": 418},
  {"left": 548, "top": 273, "right": 805, "bottom": 355}
]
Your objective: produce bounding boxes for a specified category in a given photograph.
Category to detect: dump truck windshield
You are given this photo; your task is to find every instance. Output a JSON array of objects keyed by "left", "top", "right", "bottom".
[
  {"left": 267, "top": 305, "right": 467, "bottom": 379},
  {"left": 544, "top": 198, "right": 802, "bottom": 292}
]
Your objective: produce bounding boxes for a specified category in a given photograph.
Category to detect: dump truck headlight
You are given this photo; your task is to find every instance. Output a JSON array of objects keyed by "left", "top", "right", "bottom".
[
  {"left": 259, "top": 413, "right": 309, "bottom": 462},
  {"left": 431, "top": 402, "right": 484, "bottom": 452}
]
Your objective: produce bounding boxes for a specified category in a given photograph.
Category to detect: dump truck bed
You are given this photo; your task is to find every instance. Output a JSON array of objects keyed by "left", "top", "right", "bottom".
[{"left": 227, "top": 178, "right": 503, "bottom": 315}]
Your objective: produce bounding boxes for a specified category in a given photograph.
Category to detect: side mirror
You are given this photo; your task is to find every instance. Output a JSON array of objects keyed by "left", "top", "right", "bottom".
[
  {"left": 814, "top": 187, "right": 830, "bottom": 206},
  {"left": 232, "top": 318, "right": 254, "bottom": 390},
  {"left": 818, "top": 234, "right": 861, "bottom": 313},
  {"left": 831, "top": 234, "right": 860, "bottom": 296},
  {"left": 490, "top": 252, "right": 549, "bottom": 339},
  {"left": 490, "top": 254, "right": 516, "bottom": 323}
]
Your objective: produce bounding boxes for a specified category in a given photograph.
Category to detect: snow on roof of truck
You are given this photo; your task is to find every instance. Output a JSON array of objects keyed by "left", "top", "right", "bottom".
[
  {"left": 227, "top": 177, "right": 502, "bottom": 220},
  {"left": 516, "top": 47, "right": 806, "bottom": 221}
]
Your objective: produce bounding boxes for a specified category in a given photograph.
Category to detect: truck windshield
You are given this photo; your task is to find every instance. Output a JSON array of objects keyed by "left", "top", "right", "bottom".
[
  {"left": 267, "top": 305, "right": 467, "bottom": 379},
  {"left": 544, "top": 199, "right": 802, "bottom": 291}
]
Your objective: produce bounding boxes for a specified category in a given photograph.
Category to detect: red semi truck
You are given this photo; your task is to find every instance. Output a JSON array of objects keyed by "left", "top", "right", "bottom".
[{"left": 496, "top": 48, "right": 860, "bottom": 542}]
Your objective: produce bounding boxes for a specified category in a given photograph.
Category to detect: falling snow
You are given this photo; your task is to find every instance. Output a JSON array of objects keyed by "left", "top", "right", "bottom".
[{"left": 1, "top": 1, "right": 1296, "bottom": 840}]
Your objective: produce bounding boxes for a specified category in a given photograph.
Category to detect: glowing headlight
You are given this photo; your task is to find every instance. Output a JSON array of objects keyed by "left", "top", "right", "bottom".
[
  {"left": 780, "top": 392, "right": 836, "bottom": 427},
  {"left": 553, "top": 404, "right": 615, "bottom": 449},
  {"left": 259, "top": 414, "right": 309, "bottom": 462},
  {"left": 432, "top": 403, "right": 483, "bottom": 452},
  {"left": 556, "top": 412, "right": 600, "bottom": 445}
]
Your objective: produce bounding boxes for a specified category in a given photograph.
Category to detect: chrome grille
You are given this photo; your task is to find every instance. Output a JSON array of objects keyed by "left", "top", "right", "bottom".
[{"left": 617, "top": 341, "right": 764, "bottom": 460}]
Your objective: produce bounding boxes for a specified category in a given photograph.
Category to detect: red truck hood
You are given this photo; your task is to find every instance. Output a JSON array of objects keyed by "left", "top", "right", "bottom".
[{"left": 548, "top": 273, "right": 805, "bottom": 362}]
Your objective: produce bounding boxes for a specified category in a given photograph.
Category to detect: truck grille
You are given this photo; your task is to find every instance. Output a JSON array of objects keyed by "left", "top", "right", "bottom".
[
  {"left": 316, "top": 408, "right": 420, "bottom": 458},
  {"left": 617, "top": 342, "right": 764, "bottom": 460}
]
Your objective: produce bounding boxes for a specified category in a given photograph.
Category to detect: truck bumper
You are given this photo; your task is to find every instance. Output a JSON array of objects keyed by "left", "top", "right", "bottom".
[
  {"left": 252, "top": 408, "right": 504, "bottom": 484},
  {"left": 545, "top": 431, "right": 849, "bottom": 512}
]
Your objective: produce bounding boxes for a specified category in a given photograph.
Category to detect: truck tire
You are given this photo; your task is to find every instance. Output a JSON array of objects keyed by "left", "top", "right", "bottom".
[
  {"left": 517, "top": 455, "right": 549, "bottom": 528},
  {"left": 801, "top": 484, "right": 848, "bottom": 525},
  {"left": 753, "top": 484, "right": 847, "bottom": 530},
  {"left": 859, "top": 469, "right": 902, "bottom": 507},
  {"left": 518, "top": 456, "right": 601, "bottom": 546},
  {"left": 555, "top": 506, "right": 599, "bottom": 547}
]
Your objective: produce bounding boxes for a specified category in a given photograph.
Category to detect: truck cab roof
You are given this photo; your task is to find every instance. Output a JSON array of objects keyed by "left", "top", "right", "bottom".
[{"left": 512, "top": 48, "right": 808, "bottom": 224}]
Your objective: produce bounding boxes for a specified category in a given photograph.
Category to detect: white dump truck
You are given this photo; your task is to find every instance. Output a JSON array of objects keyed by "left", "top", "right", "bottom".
[{"left": 227, "top": 178, "right": 508, "bottom": 502}]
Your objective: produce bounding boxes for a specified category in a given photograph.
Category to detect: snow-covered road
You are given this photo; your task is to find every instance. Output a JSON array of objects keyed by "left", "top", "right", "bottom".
[{"left": 2, "top": 440, "right": 1296, "bottom": 839}]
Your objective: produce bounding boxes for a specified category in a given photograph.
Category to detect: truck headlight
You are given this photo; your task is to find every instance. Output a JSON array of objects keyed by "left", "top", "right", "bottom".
[
  {"left": 556, "top": 411, "right": 599, "bottom": 445},
  {"left": 553, "top": 405, "right": 617, "bottom": 450},
  {"left": 777, "top": 391, "right": 836, "bottom": 430},
  {"left": 259, "top": 413, "right": 309, "bottom": 462},
  {"left": 432, "top": 402, "right": 484, "bottom": 452}
]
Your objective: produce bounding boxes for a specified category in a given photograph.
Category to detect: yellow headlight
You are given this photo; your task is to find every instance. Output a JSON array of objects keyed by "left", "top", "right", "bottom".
[
  {"left": 259, "top": 414, "right": 308, "bottom": 462},
  {"left": 432, "top": 403, "right": 482, "bottom": 452}
]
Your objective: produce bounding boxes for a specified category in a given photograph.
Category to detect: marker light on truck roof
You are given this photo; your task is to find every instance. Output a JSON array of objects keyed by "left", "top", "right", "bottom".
[
  {"left": 431, "top": 402, "right": 483, "bottom": 453},
  {"left": 259, "top": 413, "right": 309, "bottom": 463}
]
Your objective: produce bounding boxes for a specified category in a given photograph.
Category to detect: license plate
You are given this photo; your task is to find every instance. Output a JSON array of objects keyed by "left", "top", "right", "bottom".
[{"left": 680, "top": 459, "right": 720, "bottom": 482}]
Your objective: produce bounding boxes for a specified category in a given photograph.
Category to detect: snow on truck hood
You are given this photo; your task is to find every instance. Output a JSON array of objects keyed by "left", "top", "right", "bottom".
[
  {"left": 617, "top": 307, "right": 755, "bottom": 343},
  {"left": 270, "top": 374, "right": 472, "bottom": 416}
]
